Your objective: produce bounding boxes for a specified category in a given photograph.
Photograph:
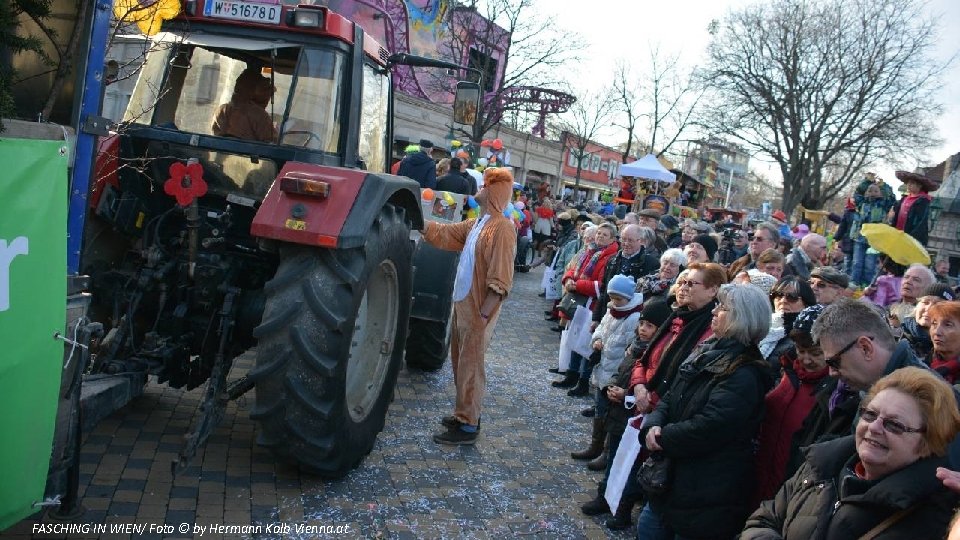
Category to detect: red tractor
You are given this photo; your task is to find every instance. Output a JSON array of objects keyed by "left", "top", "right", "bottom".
[{"left": 78, "top": 1, "right": 477, "bottom": 478}]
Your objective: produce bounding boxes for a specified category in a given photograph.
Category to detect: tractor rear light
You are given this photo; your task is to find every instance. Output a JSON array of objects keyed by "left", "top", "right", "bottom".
[
  {"left": 279, "top": 176, "right": 330, "bottom": 198},
  {"left": 285, "top": 8, "right": 324, "bottom": 27}
]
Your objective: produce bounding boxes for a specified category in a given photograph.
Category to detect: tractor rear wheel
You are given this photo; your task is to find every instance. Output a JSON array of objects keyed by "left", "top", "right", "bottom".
[
  {"left": 405, "top": 316, "right": 452, "bottom": 371},
  {"left": 249, "top": 204, "right": 412, "bottom": 477}
]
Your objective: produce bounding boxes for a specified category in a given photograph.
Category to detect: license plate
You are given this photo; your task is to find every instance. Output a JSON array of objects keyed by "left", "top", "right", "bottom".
[{"left": 204, "top": 1, "right": 282, "bottom": 25}]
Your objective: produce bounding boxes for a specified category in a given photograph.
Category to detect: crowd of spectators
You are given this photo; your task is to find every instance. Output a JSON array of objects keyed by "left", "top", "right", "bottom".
[{"left": 522, "top": 170, "right": 960, "bottom": 538}]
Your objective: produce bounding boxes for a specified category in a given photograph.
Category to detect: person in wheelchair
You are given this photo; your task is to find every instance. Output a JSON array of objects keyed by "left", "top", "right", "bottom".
[{"left": 212, "top": 68, "right": 277, "bottom": 143}]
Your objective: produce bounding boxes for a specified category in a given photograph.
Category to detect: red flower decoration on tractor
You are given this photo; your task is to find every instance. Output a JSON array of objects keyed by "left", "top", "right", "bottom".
[{"left": 164, "top": 161, "right": 207, "bottom": 206}]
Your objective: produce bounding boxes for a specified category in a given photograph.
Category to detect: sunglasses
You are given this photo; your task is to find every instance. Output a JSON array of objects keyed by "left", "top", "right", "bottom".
[
  {"left": 858, "top": 406, "right": 925, "bottom": 435},
  {"left": 771, "top": 292, "right": 801, "bottom": 302},
  {"left": 825, "top": 336, "right": 872, "bottom": 369}
]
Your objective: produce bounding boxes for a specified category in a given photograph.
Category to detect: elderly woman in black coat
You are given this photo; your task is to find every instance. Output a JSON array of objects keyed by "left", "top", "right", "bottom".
[
  {"left": 637, "top": 283, "right": 775, "bottom": 540},
  {"left": 742, "top": 367, "right": 960, "bottom": 540}
]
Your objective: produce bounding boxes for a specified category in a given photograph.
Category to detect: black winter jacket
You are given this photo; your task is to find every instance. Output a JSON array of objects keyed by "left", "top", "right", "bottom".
[
  {"left": 593, "top": 247, "right": 660, "bottom": 322},
  {"left": 742, "top": 436, "right": 958, "bottom": 540},
  {"left": 642, "top": 337, "right": 775, "bottom": 539},
  {"left": 436, "top": 171, "right": 475, "bottom": 195},
  {"left": 397, "top": 151, "right": 436, "bottom": 189},
  {"left": 891, "top": 195, "right": 931, "bottom": 245}
]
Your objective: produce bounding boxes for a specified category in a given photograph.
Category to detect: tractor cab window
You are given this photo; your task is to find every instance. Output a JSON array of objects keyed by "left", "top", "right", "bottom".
[
  {"left": 123, "top": 34, "right": 345, "bottom": 154},
  {"left": 358, "top": 63, "right": 390, "bottom": 173}
]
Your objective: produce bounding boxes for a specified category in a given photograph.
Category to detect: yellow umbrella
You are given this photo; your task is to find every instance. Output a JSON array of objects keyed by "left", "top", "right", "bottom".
[{"left": 859, "top": 223, "right": 931, "bottom": 266}]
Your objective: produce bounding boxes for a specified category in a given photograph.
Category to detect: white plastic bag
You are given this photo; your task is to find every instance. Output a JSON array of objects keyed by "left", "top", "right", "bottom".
[
  {"left": 604, "top": 415, "right": 646, "bottom": 514},
  {"left": 540, "top": 266, "right": 554, "bottom": 292},
  {"left": 568, "top": 305, "right": 595, "bottom": 358},
  {"left": 557, "top": 329, "right": 572, "bottom": 372}
]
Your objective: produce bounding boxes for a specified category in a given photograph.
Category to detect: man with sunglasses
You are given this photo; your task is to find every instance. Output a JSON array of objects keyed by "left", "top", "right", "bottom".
[
  {"left": 809, "top": 266, "right": 849, "bottom": 307},
  {"left": 811, "top": 298, "right": 928, "bottom": 392},
  {"left": 727, "top": 222, "right": 784, "bottom": 280}
]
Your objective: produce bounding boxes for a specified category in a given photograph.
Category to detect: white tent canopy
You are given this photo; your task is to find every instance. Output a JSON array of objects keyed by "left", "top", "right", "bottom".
[{"left": 620, "top": 153, "right": 675, "bottom": 182}]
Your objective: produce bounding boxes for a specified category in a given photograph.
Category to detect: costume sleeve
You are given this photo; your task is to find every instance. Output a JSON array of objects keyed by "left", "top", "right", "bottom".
[
  {"left": 481, "top": 219, "right": 516, "bottom": 297},
  {"left": 423, "top": 219, "right": 474, "bottom": 252}
]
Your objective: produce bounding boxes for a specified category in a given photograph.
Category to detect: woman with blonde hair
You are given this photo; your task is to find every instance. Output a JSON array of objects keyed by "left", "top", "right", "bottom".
[
  {"left": 744, "top": 367, "right": 960, "bottom": 539},
  {"left": 435, "top": 157, "right": 451, "bottom": 178}
]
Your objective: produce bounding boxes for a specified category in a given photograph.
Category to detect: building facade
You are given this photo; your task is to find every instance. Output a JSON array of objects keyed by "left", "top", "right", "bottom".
[
  {"left": 681, "top": 139, "right": 751, "bottom": 208},
  {"left": 926, "top": 152, "right": 960, "bottom": 274},
  {"left": 558, "top": 131, "right": 623, "bottom": 202}
]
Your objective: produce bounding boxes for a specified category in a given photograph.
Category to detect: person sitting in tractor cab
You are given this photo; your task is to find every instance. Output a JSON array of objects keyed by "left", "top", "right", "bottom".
[{"left": 212, "top": 68, "right": 277, "bottom": 143}]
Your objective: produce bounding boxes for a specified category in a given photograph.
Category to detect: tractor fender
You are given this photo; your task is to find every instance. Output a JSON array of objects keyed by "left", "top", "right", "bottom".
[{"left": 251, "top": 163, "right": 423, "bottom": 249}]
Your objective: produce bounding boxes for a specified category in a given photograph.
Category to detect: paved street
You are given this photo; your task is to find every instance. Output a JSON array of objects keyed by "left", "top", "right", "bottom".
[{"left": 8, "top": 267, "right": 633, "bottom": 540}]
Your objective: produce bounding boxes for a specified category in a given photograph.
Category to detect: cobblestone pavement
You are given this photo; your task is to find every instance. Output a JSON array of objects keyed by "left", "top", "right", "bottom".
[{"left": 8, "top": 267, "right": 635, "bottom": 540}]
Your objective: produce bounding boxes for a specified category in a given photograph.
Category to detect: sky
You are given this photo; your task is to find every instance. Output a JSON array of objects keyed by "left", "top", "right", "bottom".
[{"left": 547, "top": 0, "right": 960, "bottom": 192}]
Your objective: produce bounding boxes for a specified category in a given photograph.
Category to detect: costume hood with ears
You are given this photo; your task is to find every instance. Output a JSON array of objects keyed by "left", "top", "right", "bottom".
[{"left": 481, "top": 168, "right": 513, "bottom": 216}]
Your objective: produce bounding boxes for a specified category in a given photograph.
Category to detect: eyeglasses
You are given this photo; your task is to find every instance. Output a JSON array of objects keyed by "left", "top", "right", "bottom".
[
  {"left": 676, "top": 279, "right": 704, "bottom": 288},
  {"left": 810, "top": 280, "right": 839, "bottom": 290},
  {"left": 751, "top": 236, "right": 770, "bottom": 243},
  {"left": 825, "top": 336, "right": 872, "bottom": 369},
  {"left": 771, "top": 292, "right": 801, "bottom": 302},
  {"left": 858, "top": 406, "right": 925, "bottom": 435}
]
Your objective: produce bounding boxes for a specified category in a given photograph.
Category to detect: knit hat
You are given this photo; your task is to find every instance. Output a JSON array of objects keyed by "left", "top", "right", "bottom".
[
  {"left": 418, "top": 139, "right": 434, "bottom": 149},
  {"left": 607, "top": 274, "right": 637, "bottom": 300},
  {"left": 792, "top": 304, "right": 826, "bottom": 337},
  {"left": 771, "top": 210, "right": 787, "bottom": 223},
  {"left": 746, "top": 269, "right": 777, "bottom": 295},
  {"left": 921, "top": 282, "right": 955, "bottom": 301},
  {"left": 810, "top": 266, "right": 850, "bottom": 289},
  {"left": 692, "top": 234, "right": 718, "bottom": 262},
  {"left": 639, "top": 299, "right": 671, "bottom": 328}
]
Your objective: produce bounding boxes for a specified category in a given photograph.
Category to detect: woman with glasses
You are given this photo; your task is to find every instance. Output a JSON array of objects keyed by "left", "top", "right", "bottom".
[
  {"left": 637, "top": 283, "right": 775, "bottom": 540},
  {"left": 758, "top": 276, "right": 817, "bottom": 373},
  {"left": 743, "top": 367, "right": 960, "bottom": 540}
]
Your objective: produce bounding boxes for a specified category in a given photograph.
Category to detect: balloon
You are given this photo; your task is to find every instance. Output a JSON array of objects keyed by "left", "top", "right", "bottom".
[
  {"left": 442, "top": 192, "right": 456, "bottom": 205},
  {"left": 475, "top": 165, "right": 485, "bottom": 172},
  {"left": 421, "top": 188, "right": 434, "bottom": 201},
  {"left": 466, "top": 208, "right": 479, "bottom": 219},
  {"left": 467, "top": 196, "right": 479, "bottom": 209},
  {"left": 491, "top": 138, "right": 503, "bottom": 151},
  {"left": 514, "top": 201, "right": 525, "bottom": 210},
  {"left": 451, "top": 140, "right": 462, "bottom": 148},
  {"left": 477, "top": 157, "right": 488, "bottom": 166},
  {"left": 512, "top": 210, "right": 522, "bottom": 221}
]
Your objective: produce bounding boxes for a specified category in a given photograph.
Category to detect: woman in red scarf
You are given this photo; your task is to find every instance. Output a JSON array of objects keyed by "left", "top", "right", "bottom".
[
  {"left": 891, "top": 170, "right": 940, "bottom": 245},
  {"left": 752, "top": 305, "right": 831, "bottom": 507},
  {"left": 928, "top": 301, "right": 960, "bottom": 384}
]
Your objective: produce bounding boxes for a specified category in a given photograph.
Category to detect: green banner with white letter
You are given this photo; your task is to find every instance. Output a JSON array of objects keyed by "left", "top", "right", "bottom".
[{"left": 0, "top": 137, "right": 68, "bottom": 530}]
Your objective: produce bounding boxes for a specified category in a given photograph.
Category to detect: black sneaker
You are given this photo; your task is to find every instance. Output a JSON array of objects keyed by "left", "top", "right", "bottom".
[
  {"left": 440, "top": 415, "right": 481, "bottom": 431},
  {"left": 433, "top": 426, "right": 478, "bottom": 445}
]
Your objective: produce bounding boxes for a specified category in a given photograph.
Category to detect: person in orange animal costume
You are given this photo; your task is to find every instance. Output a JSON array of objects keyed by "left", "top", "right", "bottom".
[{"left": 422, "top": 167, "right": 517, "bottom": 445}]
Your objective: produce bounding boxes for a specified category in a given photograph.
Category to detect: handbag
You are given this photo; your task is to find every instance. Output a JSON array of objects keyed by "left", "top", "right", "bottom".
[
  {"left": 636, "top": 451, "right": 672, "bottom": 495},
  {"left": 558, "top": 291, "right": 589, "bottom": 319}
]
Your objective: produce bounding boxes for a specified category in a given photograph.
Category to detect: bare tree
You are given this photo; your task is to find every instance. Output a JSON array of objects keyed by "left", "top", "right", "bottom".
[
  {"left": 640, "top": 46, "right": 703, "bottom": 158},
  {"left": 701, "top": 0, "right": 945, "bottom": 213},
  {"left": 556, "top": 87, "right": 616, "bottom": 190},
  {"left": 436, "top": 0, "right": 583, "bottom": 141},
  {"left": 612, "top": 49, "right": 702, "bottom": 162}
]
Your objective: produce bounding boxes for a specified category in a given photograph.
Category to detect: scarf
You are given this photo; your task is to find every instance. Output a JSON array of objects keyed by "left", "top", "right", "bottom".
[
  {"left": 931, "top": 354, "right": 960, "bottom": 384},
  {"left": 828, "top": 379, "right": 858, "bottom": 415},
  {"left": 582, "top": 242, "right": 617, "bottom": 277},
  {"left": 896, "top": 193, "right": 931, "bottom": 230},
  {"left": 645, "top": 299, "right": 718, "bottom": 396},
  {"left": 609, "top": 302, "right": 644, "bottom": 319}
]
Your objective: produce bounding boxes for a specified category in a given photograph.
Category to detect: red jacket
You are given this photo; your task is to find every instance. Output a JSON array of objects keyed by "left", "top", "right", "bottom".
[
  {"left": 752, "top": 355, "right": 829, "bottom": 506},
  {"left": 563, "top": 241, "right": 619, "bottom": 298}
]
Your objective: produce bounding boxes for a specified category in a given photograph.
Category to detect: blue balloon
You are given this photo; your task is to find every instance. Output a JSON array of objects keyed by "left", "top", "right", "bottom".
[{"left": 467, "top": 196, "right": 479, "bottom": 209}]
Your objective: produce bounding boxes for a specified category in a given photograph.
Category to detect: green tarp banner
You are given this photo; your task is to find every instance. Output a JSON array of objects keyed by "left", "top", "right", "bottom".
[{"left": 0, "top": 138, "right": 68, "bottom": 530}]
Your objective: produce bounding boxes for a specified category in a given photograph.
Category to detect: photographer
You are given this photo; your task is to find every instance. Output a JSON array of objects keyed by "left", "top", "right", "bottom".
[{"left": 716, "top": 225, "right": 744, "bottom": 266}]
